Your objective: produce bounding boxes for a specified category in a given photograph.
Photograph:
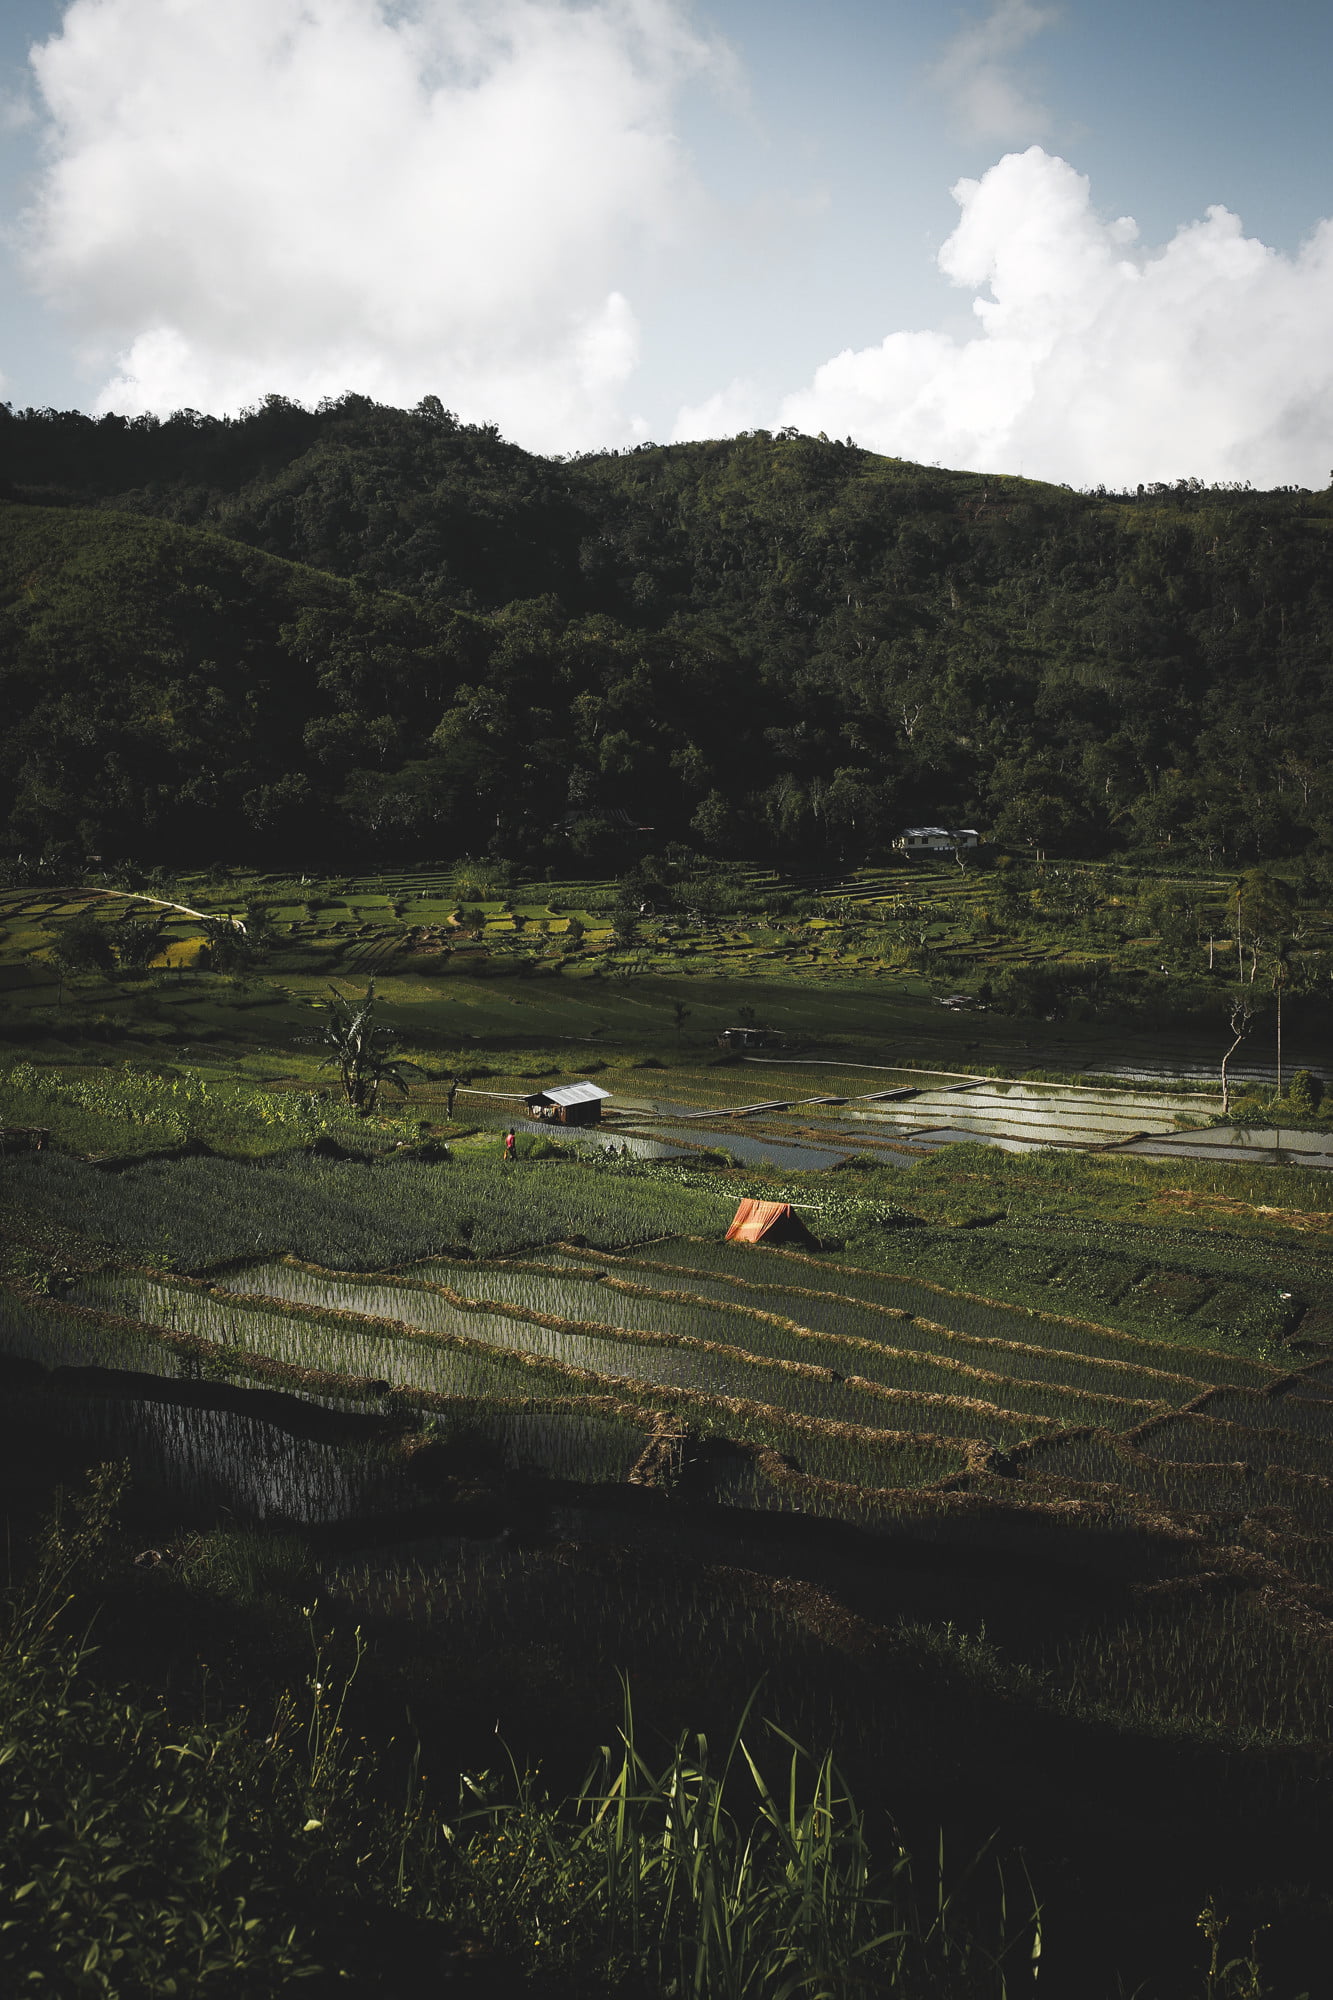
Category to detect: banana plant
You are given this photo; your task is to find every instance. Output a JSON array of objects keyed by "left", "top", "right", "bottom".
[{"left": 318, "top": 980, "right": 422, "bottom": 1115}]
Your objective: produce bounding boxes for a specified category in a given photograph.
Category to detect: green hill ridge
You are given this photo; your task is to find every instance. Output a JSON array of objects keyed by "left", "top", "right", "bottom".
[{"left": 2, "top": 396, "right": 1331, "bottom": 872}]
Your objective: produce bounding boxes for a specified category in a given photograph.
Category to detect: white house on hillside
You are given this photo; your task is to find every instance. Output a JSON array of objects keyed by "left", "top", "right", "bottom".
[{"left": 894, "top": 826, "right": 979, "bottom": 853}]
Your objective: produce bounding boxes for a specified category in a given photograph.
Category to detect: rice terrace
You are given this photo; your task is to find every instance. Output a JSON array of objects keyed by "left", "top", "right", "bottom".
[
  {"left": 3, "top": 846, "right": 1332, "bottom": 2000},
  {"left": 3, "top": 412, "right": 1333, "bottom": 1997}
]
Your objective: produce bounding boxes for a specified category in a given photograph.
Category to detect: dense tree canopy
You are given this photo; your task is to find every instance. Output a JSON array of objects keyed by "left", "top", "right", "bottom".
[{"left": 2, "top": 395, "right": 1331, "bottom": 873}]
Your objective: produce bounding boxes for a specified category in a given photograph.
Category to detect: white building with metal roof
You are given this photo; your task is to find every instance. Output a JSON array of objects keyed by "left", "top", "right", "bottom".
[{"left": 523, "top": 1080, "right": 612, "bottom": 1126}]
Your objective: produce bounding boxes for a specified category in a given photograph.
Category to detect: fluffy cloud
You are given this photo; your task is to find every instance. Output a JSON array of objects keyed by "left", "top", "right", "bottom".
[
  {"left": 23, "top": 0, "right": 721, "bottom": 449},
  {"left": 777, "top": 148, "right": 1333, "bottom": 489},
  {"left": 672, "top": 375, "right": 762, "bottom": 443},
  {"left": 928, "top": 0, "right": 1056, "bottom": 143}
]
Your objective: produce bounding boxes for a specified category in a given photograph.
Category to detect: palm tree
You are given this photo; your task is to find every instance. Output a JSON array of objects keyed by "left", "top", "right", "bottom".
[
  {"left": 114, "top": 911, "right": 169, "bottom": 974},
  {"left": 318, "top": 981, "right": 422, "bottom": 1115}
]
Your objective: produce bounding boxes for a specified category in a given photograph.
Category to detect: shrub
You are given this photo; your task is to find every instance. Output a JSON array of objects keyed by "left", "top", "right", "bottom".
[
  {"left": 0, "top": 1060, "right": 343, "bottom": 1158},
  {"left": 1288, "top": 1070, "right": 1325, "bottom": 1116},
  {"left": 113, "top": 911, "right": 169, "bottom": 972},
  {"left": 0, "top": 1472, "right": 321, "bottom": 1991},
  {"left": 49, "top": 910, "right": 117, "bottom": 979}
]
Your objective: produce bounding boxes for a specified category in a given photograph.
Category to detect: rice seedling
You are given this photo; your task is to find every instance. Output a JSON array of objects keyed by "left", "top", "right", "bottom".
[
  {"left": 174, "top": 1261, "right": 1038, "bottom": 1443},
  {"left": 59, "top": 1268, "right": 983, "bottom": 1496},
  {"left": 453, "top": 1407, "right": 649, "bottom": 1484},
  {"left": 1206, "top": 1390, "right": 1333, "bottom": 1440},
  {"left": 1049, "top": 1595, "right": 1333, "bottom": 1746},
  {"left": 61, "top": 1212, "right": 1333, "bottom": 1537},
  {"left": 1014, "top": 1426, "right": 1333, "bottom": 1529},
  {"left": 549, "top": 1250, "right": 1205, "bottom": 1417},
  {"left": 0, "top": 1386, "right": 413, "bottom": 1523},
  {"left": 415, "top": 1259, "right": 1145, "bottom": 1430},
  {"left": 1133, "top": 1414, "right": 1333, "bottom": 1480},
  {"left": 0, "top": 1287, "right": 178, "bottom": 1377},
  {"left": 1017, "top": 1433, "right": 1131, "bottom": 1488},
  {"left": 640, "top": 1238, "right": 1284, "bottom": 1389},
  {"left": 1119, "top": 1448, "right": 1333, "bottom": 1523},
  {"left": 2, "top": 1150, "right": 732, "bottom": 1273},
  {"left": 73, "top": 1271, "right": 594, "bottom": 1407}
]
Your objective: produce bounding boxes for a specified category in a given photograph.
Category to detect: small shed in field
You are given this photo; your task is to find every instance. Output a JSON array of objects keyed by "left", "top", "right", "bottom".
[
  {"left": 725, "top": 1199, "right": 815, "bottom": 1246},
  {"left": 716, "top": 1026, "right": 784, "bottom": 1052},
  {"left": 893, "top": 826, "right": 979, "bottom": 854},
  {"left": 524, "top": 1080, "right": 611, "bottom": 1126}
]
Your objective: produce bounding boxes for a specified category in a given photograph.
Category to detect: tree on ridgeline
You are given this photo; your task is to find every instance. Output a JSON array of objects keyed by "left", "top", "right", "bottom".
[{"left": 4, "top": 414, "right": 1333, "bottom": 873}]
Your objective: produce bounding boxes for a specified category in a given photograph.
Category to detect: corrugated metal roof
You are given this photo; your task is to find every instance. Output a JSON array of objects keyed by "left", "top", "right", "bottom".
[{"left": 531, "top": 1080, "right": 612, "bottom": 1106}]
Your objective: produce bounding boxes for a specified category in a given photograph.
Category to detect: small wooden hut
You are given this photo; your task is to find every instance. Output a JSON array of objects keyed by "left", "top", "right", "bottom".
[
  {"left": 725, "top": 1199, "right": 815, "bottom": 1246},
  {"left": 715, "top": 1026, "right": 784, "bottom": 1052},
  {"left": 523, "top": 1080, "right": 611, "bottom": 1127}
]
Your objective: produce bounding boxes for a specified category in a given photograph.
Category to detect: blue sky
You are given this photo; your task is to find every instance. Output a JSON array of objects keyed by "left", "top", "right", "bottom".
[{"left": 3, "top": 0, "right": 1332, "bottom": 484}]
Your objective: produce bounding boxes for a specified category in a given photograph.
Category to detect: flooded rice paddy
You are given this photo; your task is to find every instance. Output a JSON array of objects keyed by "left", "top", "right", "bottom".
[
  {"left": 611, "top": 1074, "right": 1333, "bottom": 1173},
  {"left": 1, "top": 1386, "right": 413, "bottom": 1522},
  {"left": 5, "top": 1228, "right": 1331, "bottom": 1537}
]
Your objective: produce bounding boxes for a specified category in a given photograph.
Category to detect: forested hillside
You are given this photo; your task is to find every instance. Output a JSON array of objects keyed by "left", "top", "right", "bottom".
[{"left": 3, "top": 394, "right": 1331, "bottom": 873}]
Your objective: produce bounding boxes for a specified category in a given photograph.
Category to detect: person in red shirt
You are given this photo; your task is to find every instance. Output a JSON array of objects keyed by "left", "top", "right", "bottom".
[{"left": 504, "top": 1128, "right": 516, "bottom": 1161}]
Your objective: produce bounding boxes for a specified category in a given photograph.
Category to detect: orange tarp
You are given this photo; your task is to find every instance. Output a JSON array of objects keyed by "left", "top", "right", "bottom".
[{"left": 726, "top": 1199, "right": 796, "bottom": 1244}]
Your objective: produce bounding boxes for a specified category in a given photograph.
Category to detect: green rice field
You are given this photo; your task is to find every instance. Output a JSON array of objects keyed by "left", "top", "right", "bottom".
[
  {"left": 7, "top": 1181, "right": 1333, "bottom": 1994},
  {"left": 10, "top": 1214, "right": 1330, "bottom": 1547}
]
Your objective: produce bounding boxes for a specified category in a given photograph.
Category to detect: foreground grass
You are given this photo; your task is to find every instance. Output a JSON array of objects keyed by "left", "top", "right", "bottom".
[
  {"left": 2, "top": 1472, "right": 1047, "bottom": 2000},
  {"left": 5, "top": 1470, "right": 1309, "bottom": 1999}
]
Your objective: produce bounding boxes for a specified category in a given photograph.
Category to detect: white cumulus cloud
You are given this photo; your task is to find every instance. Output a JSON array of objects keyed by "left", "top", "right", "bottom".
[
  {"left": 673, "top": 375, "right": 762, "bottom": 442},
  {"left": 22, "top": 0, "right": 723, "bottom": 450},
  {"left": 776, "top": 148, "right": 1333, "bottom": 488},
  {"left": 929, "top": 0, "right": 1057, "bottom": 143}
]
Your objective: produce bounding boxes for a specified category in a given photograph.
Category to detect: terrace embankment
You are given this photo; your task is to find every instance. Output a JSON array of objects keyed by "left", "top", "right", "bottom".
[{"left": 6, "top": 1144, "right": 1333, "bottom": 1995}]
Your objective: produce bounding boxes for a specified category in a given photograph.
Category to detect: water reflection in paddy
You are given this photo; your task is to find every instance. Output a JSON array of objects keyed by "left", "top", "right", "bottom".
[{"left": 0, "top": 1387, "right": 409, "bottom": 1523}]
